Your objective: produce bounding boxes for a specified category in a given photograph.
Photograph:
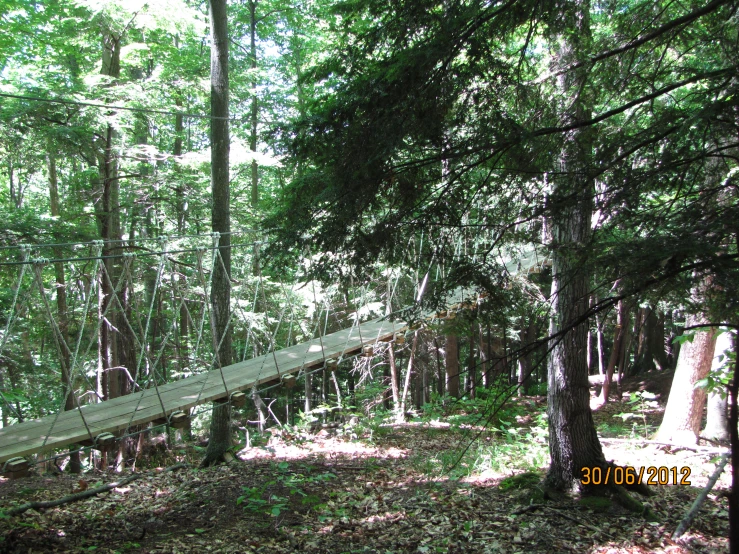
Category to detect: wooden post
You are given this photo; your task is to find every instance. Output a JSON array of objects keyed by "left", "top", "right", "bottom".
[
  {"left": 79, "top": 432, "right": 118, "bottom": 452},
  {"left": 3, "top": 457, "right": 30, "bottom": 479},
  {"left": 230, "top": 391, "right": 247, "bottom": 408},
  {"left": 169, "top": 411, "right": 190, "bottom": 429},
  {"left": 94, "top": 432, "right": 117, "bottom": 451}
]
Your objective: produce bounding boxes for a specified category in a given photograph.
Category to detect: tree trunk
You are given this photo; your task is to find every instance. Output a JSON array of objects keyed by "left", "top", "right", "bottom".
[
  {"left": 655, "top": 311, "right": 717, "bottom": 445},
  {"left": 600, "top": 300, "right": 629, "bottom": 404},
  {"left": 95, "top": 24, "right": 125, "bottom": 407},
  {"left": 202, "top": 0, "right": 233, "bottom": 467},
  {"left": 249, "top": 0, "right": 259, "bottom": 213},
  {"left": 518, "top": 320, "right": 536, "bottom": 395},
  {"left": 468, "top": 328, "right": 476, "bottom": 399},
  {"left": 388, "top": 345, "right": 400, "bottom": 409},
  {"left": 545, "top": 0, "right": 607, "bottom": 492},
  {"left": 618, "top": 304, "right": 634, "bottom": 383},
  {"left": 665, "top": 310, "right": 681, "bottom": 370},
  {"left": 434, "top": 336, "right": 444, "bottom": 397},
  {"left": 399, "top": 331, "right": 419, "bottom": 421},
  {"left": 445, "top": 334, "right": 459, "bottom": 398},
  {"left": 651, "top": 310, "right": 669, "bottom": 371},
  {"left": 49, "top": 153, "right": 81, "bottom": 474},
  {"left": 480, "top": 325, "right": 490, "bottom": 388},
  {"left": 173, "top": 100, "right": 190, "bottom": 369},
  {"left": 728, "top": 332, "right": 739, "bottom": 553},
  {"left": 631, "top": 306, "right": 668, "bottom": 374},
  {"left": 304, "top": 373, "right": 312, "bottom": 412},
  {"left": 702, "top": 330, "right": 732, "bottom": 442}
]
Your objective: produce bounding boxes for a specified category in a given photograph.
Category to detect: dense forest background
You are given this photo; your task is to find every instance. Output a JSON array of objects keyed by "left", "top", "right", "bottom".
[{"left": 1, "top": 0, "right": 738, "bottom": 550}]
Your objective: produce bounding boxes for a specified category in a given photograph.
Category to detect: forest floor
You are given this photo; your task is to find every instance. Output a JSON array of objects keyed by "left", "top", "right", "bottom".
[{"left": 0, "top": 370, "right": 731, "bottom": 554}]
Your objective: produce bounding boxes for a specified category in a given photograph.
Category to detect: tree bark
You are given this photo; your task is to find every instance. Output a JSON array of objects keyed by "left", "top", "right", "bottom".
[
  {"left": 388, "top": 345, "right": 400, "bottom": 409},
  {"left": 249, "top": 0, "right": 259, "bottom": 212},
  {"left": 445, "top": 334, "right": 459, "bottom": 398},
  {"left": 655, "top": 311, "right": 717, "bottom": 445},
  {"left": 728, "top": 332, "right": 739, "bottom": 553},
  {"left": 202, "top": 0, "right": 233, "bottom": 467},
  {"left": 434, "top": 336, "right": 444, "bottom": 396},
  {"left": 399, "top": 331, "right": 419, "bottom": 421},
  {"left": 467, "top": 328, "right": 477, "bottom": 399},
  {"left": 48, "top": 153, "right": 81, "bottom": 474},
  {"left": 518, "top": 320, "right": 536, "bottom": 395},
  {"left": 600, "top": 300, "right": 629, "bottom": 404},
  {"left": 702, "top": 329, "right": 732, "bottom": 442},
  {"left": 545, "top": 0, "right": 607, "bottom": 492},
  {"left": 97, "top": 30, "right": 122, "bottom": 403},
  {"left": 304, "top": 373, "right": 312, "bottom": 412}
]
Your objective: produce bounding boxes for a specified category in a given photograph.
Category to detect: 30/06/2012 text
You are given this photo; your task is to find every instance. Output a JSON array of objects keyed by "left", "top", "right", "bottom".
[{"left": 581, "top": 466, "right": 691, "bottom": 486}]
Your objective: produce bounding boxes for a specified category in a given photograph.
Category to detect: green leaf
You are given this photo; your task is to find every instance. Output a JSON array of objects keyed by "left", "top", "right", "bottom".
[
  {"left": 693, "top": 378, "right": 709, "bottom": 390},
  {"left": 673, "top": 333, "right": 695, "bottom": 345}
]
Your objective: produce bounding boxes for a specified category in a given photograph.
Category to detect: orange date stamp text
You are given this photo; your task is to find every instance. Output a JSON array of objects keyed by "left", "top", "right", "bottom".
[{"left": 580, "top": 466, "right": 691, "bottom": 486}]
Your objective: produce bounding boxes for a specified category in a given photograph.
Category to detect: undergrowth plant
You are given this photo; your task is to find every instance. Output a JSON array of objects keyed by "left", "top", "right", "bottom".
[{"left": 236, "top": 461, "right": 336, "bottom": 518}]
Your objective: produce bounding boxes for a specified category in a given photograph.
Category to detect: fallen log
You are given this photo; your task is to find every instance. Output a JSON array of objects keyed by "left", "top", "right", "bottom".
[
  {"left": 672, "top": 453, "right": 730, "bottom": 540},
  {"left": 2, "top": 463, "right": 188, "bottom": 517}
]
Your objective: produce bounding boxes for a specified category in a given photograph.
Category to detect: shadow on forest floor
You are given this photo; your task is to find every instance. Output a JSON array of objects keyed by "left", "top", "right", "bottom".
[{"left": 0, "top": 370, "right": 730, "bottom": 553}]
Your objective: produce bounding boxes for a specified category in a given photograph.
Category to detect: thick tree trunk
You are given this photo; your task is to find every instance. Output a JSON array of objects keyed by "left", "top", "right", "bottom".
[
  {"left": 651, "top": 310, "right": 669, "bottom": 370},
  {"left": 631, "top": 306, "right": 668, "bottom": 375},
  {"left": 96, "top": 28, "right": 123, "bottom": 405},
  {"left": 702, "top": 330, "right": 732, "bottom": 442},
  {"left": 545, "top": 0, "right": 607, "bottom": 492},
  {"left": 202, "top": 0, "right": 233, "bottom": 467},
  {"left": 655, "top": 311, "right": 717, "bottom": 445},
  {"left": 728, "top": 333, "right": 739, "bottom": 552},
  {"left": 98, "top": 118, "right": 118, "bottom": 403}
]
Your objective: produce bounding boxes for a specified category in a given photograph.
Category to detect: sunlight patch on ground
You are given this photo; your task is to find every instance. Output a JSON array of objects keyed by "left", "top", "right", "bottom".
[
  {"left": 601, "top": 443, "right": 732, "bottom": 491},
  {"left": 237, "top": 435, "right": 409, "bottom": 461}
]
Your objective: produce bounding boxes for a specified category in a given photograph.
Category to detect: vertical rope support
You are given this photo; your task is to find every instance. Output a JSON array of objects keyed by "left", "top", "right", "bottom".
[
  {"left": 135, "top": 241, "right": 170, "bottom": 422},
  {"left": 210, "top": 232, "right": 232, "bottom": 402},
  {"left": 32, "top": 260, "right": 96, "bottom": 448},
  {"left": 0, "top": 245, "right": 31, "bottom": 420},
  {"left": 255, "top": 240, "right": 284, "bottom": 380}
]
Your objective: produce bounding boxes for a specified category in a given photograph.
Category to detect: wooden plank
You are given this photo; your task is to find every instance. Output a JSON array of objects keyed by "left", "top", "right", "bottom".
[
  {"left": 0, "top": 317, "right": 396, "bottom": 442},
  {"left": 0, "top": 317, "right": 402, "bottom": 463},
  {"left": 0, "top": 249, "right": 541, "bottom": 464}
]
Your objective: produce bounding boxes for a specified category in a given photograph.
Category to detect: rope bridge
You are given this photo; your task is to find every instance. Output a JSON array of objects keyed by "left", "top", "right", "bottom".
[{"left": 0, "top": 232, "right": 545, "bottom": 470}]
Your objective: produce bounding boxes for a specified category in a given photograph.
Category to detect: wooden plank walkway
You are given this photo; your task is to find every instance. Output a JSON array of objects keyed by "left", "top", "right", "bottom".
[
  {"left": 0, "top": 317, "right": 404, "bottom": 464},
  {"left": 0, "top": 249, "right": 547, "bottom": 465}
]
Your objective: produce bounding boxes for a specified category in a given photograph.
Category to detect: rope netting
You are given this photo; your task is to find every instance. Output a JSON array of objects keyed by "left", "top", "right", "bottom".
[{"left": 0, "top": 232, "right": 419, "bottom": 463}]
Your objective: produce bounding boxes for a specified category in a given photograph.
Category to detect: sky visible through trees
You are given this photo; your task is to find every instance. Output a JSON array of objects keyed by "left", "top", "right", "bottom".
[{"left": 0, "top": 0, "right": 738, "bottom": 551}]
